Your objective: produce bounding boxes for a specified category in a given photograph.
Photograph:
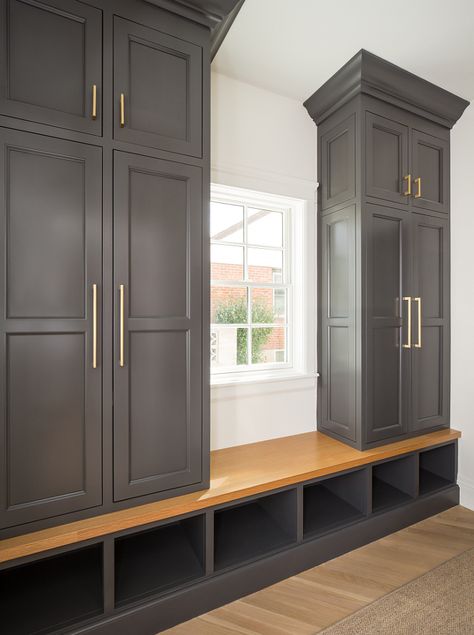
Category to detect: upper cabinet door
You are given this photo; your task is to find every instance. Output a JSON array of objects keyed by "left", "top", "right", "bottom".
[
  {"left": 0, "top": 0, "right": 102, "bottom": 135},
  {"left": 365, "top": 112, "right": 409, "bottom": 206},
  {"left": 0, "top": 129, "right": 102, "bottom": 529},
  {"left": 114, "top": 17, "right": 202, "bottom": 157},
  {"left": 113, "top": 151, "right": 203, "bottom": 502},
  {"left": 410, "top": 214, "right": 449, "bottom": 432},
  {"left": 411, "top": 130, "right": 449, "bottom": 214}
]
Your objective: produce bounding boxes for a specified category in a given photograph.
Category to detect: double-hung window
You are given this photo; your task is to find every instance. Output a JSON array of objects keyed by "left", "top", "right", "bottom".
[{"left": 211, "top": 185, "right": 303, "bottom": 380}]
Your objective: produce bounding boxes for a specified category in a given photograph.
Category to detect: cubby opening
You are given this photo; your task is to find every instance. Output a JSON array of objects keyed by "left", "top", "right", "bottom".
[
  {"left": 419, "top": 443, "right": 456, "bottom": 495},
  {"left": 303, "top": 469, "right": 367, "bottom": 538},
  {"left": 372, "top": 455, "right": 416, "bottom": 513},
  {"left": 114, "top": 514, "right": 205, "bottom": 607},
  {"left": 214, "top": 489, "right": 297, "bottom": 571},
  {"left": 0, "top": 544, "right": 103, "bottom": 635}
]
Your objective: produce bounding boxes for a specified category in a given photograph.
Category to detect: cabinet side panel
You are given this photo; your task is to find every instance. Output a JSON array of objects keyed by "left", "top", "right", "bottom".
[{"left": 320, "top": 206, "right": 357, "bottom": 442}]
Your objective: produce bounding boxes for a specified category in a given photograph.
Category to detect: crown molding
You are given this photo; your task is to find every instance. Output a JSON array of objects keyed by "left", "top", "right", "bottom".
[{"left": 304, "top": 49, "right": 470, "bottom": 129}]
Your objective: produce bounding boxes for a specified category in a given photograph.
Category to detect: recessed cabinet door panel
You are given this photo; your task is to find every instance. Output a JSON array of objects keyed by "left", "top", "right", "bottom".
[
  {"left": 412, "top": 130, "right": 449, "bottom": 214},
  {"left": 114, "top": 151, "right": 202, "bottom": 501},
  {"left": 365, "top": 113, "right": 409, "bottom": 206},
  {"left": 114, "top": 17, "right": 202, "bottom": 157},
  {"left": 320, "top": 206, "right": 357, "bottom": 442},
  {"left": 365, "top": 206, "right": 411, "bottom": 444},
  {"left": 0, "top": 129, "right": 102, "bottom": 529},
  {"left": 0, "top": 0, "right": 102, "bottom": 134},
  {"left": 411, "top": 214, "right": 449, "bottom": 431},
  {"left": 320, "top": 115, "right": 355, "bottom": 211}
]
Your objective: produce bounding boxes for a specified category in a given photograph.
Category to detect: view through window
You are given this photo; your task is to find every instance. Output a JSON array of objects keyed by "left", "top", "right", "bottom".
[{"left": 211, "top": 188, "right": 292, "bottom": 375}]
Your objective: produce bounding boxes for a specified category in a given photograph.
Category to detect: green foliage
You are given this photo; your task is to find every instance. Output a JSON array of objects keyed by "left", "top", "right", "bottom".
[{"left": 214, "top": 297, "right": 274, "bottom": 364}]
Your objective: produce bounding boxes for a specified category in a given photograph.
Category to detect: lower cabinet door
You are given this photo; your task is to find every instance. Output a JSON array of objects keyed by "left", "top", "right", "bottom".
[
  {"left": 365, "top": 205, "right": 412, "bottom": 444},
  {"left": 113, "top": 151, "right": 203, "bottom": 501},
  {"left": 0, "top": 129, "right": 102, "bottom": 529},
  {"left": 410, "top": 214, "right": 450, "bottom": 431}
]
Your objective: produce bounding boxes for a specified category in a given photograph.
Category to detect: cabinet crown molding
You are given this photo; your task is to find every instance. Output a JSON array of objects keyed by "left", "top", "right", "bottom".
[
  {"left": 304, "top": 49, "right": 470, "bottom": 128},
  {"left": 144, "top": 0, "right": 242, "bottom": 27}
]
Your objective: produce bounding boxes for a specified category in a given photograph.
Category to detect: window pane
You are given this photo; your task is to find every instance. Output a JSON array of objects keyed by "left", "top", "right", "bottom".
[
  {"left": 211, "top": 202, "right": 244, "bottom": 243},
  {"left": 248, "top": 248, "right": 283, "bottom": 283},
  {"left": 211, "top": 287, "right": 247, "bottom": 324},
  {"left": 247, "top": 208, "right": 283, "bottom": 247},
  {"left": 251, "top": 288, "right": 286, "bottom": 324},
  {"left": 211, "top": 244, "right": 244, "bottom": 281},
  {"left": 251, "top": 326, "right": 286, "bottom": 365},
  {"left": 211, "top": 326, "right": 248, "bottom": 368}
]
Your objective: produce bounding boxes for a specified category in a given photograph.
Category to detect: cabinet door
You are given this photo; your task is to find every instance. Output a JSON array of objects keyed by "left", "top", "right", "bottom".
[
  {"left": 410, "top": 214, "right": 449, "bottom": 431},
  {"left": 0, "top": 129, "right": 102, "bottom": 529},
  {"left": 365, "top": 112, "right": 409, "bottom": 206},
  {"left": 114, "top": 17, "right": 202, "bottom": 157},
  {"left": 113, "top": 152, "right": 202, "bottom": 501},
  {"left": 411, "top": 130, "right": 449, "bottom": 214},
  {"left": 365, "top": 205, "right": 411, "bottom": 444},
  {"left": 0, "top": 0, "right": 102, "bottom": 135}
]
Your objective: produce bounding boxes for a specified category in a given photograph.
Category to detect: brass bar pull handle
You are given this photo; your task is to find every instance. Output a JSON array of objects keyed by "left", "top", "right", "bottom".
[
  {"left": 403, "top": 174, "right": 412, "bottom": 196},
  {"left": 120, "top": 93, "right": 125, "bottom": 128},
  {"left": 414, "top": 297, "right": 422, "bottom": 348},
  {"left": 414, "top": 177, "right": 422, "bottom": 198},
  {"left": 402, "top": 296, "right": 412, "bottom": 349},
  {"left": 92, "top": 284, "right": 98, "bottom": 369},
  {"left": 91, "top": 84, "right": 97, "bottom": 120},
  {"left": 119, "top": 284, "right": 125, "bottom": 367}
]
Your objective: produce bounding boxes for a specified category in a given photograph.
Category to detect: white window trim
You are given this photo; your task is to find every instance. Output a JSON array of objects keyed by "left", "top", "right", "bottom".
[{"left": 210, "top": 183, "right": 310, "bottom": 386}]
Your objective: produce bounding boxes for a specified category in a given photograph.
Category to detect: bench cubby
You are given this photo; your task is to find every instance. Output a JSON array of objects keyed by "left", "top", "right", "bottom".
[
  {"left": 372, "top": 455, "right": 417, "bottom": 512},
  {"left": 303, "top": 469, "right": 367, "bottom": 538},
  {"left": 0, "top": 431, "right": 460, "bottom": 635},
  {"left": 214, "top": 489, "right": 297, "bottom": 571},
  {"left": 114, "top": 514, "right": 205, "bottom": 607},
  {"left": 0, "top": 544, "right": 103, "bottom": 635},
  {"left": 419, "top": 443, "right": 456, "bottom": 495}
]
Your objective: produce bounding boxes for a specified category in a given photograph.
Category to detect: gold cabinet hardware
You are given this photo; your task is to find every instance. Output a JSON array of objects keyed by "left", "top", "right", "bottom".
[
  {"left": 414, "top": 177, "right": 422, "bottom": 198},
  {"left": 119, "top": 284, "right": 125, "bottom": 367},
  {"left": 414, "top": 297, "right": 422, "bottom": 348},
  {"left": 403, "top": 174, "right": 412, "bottom": 196},
  {"left": 120, "top": 93, "right": 125, "bottom": 127},
  {"left": 92, "top": 284, "right": 98, "bottom": 369},
  {"left": 91, "top": 84, "right": 97, "bottom": 120},
  {"left": 402, "top": 296, "right": 412, "bottom": 349}
]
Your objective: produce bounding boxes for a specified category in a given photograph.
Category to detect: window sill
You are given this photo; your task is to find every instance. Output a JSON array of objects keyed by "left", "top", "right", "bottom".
[{"left": 211, "top": 370, "right": 317, "bottom": 400}]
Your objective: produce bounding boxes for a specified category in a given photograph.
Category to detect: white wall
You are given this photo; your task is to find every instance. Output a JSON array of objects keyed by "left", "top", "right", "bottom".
[
  {"left": 451, "top": 104, "right": 474, "bottom": 510},
  {"left": 210, "top": 71, "right": 318, "bottom": 450}
]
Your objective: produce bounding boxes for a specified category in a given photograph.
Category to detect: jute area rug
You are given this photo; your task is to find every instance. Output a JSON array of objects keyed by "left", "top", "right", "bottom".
[{"left": 320, "top": 547, "right": 474, "bottom": 634}]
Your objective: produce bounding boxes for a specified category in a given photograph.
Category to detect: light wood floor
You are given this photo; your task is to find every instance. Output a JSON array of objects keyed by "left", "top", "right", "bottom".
[{"left": 164, "top": 505, "right": 474, "bottom": 635}]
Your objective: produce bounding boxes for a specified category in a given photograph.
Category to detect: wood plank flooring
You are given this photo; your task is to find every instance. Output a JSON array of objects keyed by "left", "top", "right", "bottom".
[{"left": 164, "top": 505, "right": 474, "bottom": 635}]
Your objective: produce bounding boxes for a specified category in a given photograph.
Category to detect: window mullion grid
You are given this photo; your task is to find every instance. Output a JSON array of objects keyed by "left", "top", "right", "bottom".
[
  {"left": 243, "top": 203, "right": 252, "bottom": 366},
  {"left": 210, "top": 192, "right": 295, "bottom": 375}
]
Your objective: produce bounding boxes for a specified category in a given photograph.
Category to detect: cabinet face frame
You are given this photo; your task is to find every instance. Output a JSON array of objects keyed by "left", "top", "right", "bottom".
[
  {"left": 113, "top": 16, "right": 203, "bottom": 157},
  {"left": 0, "top": 129, "right": 103, "bottom": 529},
  {"left": 0, "top": 0, "right": 102, "bottom": 135}
]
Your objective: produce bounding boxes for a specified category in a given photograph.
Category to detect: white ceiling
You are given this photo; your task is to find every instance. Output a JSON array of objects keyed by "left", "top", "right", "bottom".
[{"left": 213, "top": 0, "right": 474, "bottom": 104}]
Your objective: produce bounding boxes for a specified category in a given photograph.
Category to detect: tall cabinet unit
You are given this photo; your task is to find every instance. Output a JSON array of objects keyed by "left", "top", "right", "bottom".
[
  {"left": 0, "top": 0, "right": 239, "bottom": 539},
  {"left": 304, "top": 50, "right": 469, "bottom": 450}
]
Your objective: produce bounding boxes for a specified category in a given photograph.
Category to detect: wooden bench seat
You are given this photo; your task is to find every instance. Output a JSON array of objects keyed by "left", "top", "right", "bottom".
[{"left": 0, "top": 428, "right": 460, "bottom": 564}]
